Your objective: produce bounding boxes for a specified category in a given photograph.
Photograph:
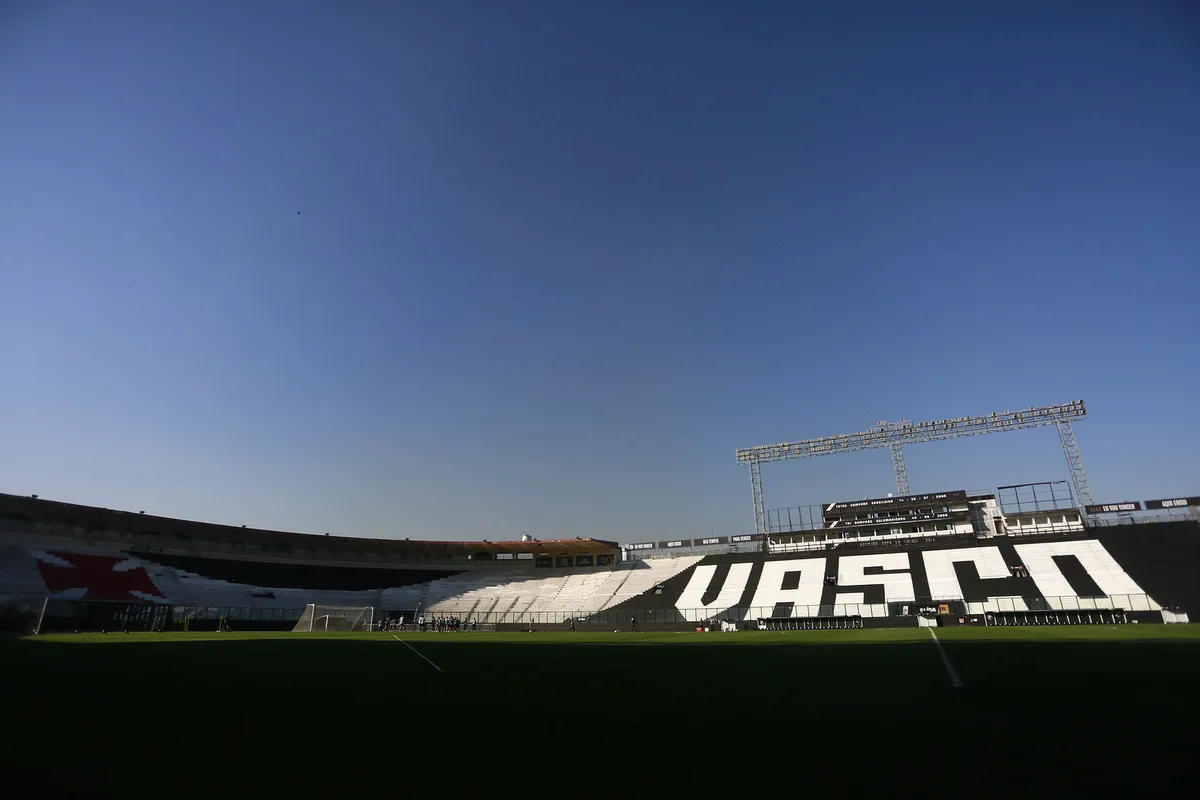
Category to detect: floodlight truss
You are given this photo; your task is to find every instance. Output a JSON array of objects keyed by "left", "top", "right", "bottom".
[{"left": 736, "top": 400, "right": 1093, "bottom": 535}]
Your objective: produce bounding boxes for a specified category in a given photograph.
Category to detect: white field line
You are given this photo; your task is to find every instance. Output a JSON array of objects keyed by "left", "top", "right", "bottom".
[
  {"left": 928, "top": 628, "right": 964, "bottom": 688},
  {"left": 392, "top": 635, "right": 443, "bottom": 673}
]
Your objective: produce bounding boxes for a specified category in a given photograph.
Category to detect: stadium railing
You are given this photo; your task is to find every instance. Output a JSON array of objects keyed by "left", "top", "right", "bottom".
[
  {"left": 4, "top": 591, "right": 1185, "bottom": 633},
  {"left": 375, "top": 622, "right": 499, "bottom": 632},
  {"left": 1085, "top": 511, "right": 1198, "bottom": 527}
]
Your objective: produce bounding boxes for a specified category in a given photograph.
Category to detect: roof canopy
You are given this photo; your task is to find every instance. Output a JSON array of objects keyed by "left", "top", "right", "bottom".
[{"left": 0, "top": 493, "right": 619, "bottom": 556}]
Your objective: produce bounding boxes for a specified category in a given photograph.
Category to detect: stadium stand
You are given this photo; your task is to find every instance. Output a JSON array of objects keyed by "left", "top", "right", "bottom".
[
  {"left": 418, "top": 559, "right": 706, "bottom": 622},
  {"left": 1013, "top": 539, "right": 1157, "bottom": 610},
  {"left": 547, "top": 571, "right": 612, "bottom": 612},
  {"left": 0, "top": 492, "right": 616, "bottom": 567},
  {"left": 2, "top": 490, "right": 1197, "bottom": 631},
  {"left": 0, "top": 491, "right": 707, "bottom": 626},
  {"left": 423, "top": 572, "right": 567, "bottom": 618},
  {"left": 603, "top": 557, "right": 704, "bottom": 606},
  {"left": 1094, "top": 521, "right": 1200, "bottom": 612},
  {"left": 589, "top": 567, "right": 636, "bottom": 608}
]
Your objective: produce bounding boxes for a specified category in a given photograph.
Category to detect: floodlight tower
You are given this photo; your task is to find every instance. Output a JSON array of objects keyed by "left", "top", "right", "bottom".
[
  {"left": 881, "top": 419, "right": 911, "bottom": 496},
  {"left": 736, "top": 400, "right": 1093, "bottom": 536}
]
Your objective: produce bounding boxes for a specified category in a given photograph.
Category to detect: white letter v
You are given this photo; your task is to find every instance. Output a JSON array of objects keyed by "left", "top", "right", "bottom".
[{"left": 674, "top": 563, "right": 754, "bottom": 622}]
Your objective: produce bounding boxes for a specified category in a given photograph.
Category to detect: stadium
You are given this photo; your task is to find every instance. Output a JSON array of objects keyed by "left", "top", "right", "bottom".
[{"left": 3, "top": 400, "right": 1198, "bottom": 796}]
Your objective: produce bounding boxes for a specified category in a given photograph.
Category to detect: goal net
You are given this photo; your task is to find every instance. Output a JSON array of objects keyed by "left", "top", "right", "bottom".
[{"left": 293, "top": 604, "right": 374, "bottom": 632}]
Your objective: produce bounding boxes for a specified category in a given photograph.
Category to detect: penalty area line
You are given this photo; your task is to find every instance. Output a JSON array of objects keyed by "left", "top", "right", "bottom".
[
  {"left": 392, "top": 635, "right": 443, "bottom": 673},
  {"left": 928, "top": 628, "right": 964, "bottom": 688}
]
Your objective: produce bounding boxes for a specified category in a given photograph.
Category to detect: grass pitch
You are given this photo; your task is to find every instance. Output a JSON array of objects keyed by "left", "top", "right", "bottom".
[{"left": 4, "top": 626, "right": 1198, "bottom": 797}]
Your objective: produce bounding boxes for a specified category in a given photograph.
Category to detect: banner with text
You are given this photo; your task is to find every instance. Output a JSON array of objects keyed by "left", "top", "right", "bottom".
[
  {"left": 830, "top": 511, "right": 956, "bottom": 529},
  {"left": 1084, "top": 501, "right": 1142, "bottom": 514},
  {"left": 1142, "top": 497, "right": 1200, "bottom": 511},
  {"left": 824, "top": 490, "right": 968, "bottom": 515}
]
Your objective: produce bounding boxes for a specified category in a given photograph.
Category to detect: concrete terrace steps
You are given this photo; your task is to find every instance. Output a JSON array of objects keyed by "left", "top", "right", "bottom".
[
  {"left": 418, "top": 560, "right": 705, "bottom": 622},
  {"left": 546, "top": 571, "right": 612, "bottom": 612},
  {"left": 590, "top": 568, "right": 635, "bottom": 609},
  {"left": 600, "top": 557, "right": 705, "bottom": 610}
]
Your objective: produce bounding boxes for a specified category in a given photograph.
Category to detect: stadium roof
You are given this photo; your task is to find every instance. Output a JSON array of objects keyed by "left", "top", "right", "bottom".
[{"left": 0, "top": 493, "right": 619, "bottom": 556}]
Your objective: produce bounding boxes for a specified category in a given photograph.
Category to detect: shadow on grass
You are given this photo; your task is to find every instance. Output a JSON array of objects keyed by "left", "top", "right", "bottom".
[{"left": 3, "top": 633, "right": 1196, "bottom": 798}]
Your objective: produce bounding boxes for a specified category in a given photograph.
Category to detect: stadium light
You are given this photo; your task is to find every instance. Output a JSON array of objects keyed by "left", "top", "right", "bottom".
[{"left": 735, "top": 400, "right": 1092, "bottom": 535}]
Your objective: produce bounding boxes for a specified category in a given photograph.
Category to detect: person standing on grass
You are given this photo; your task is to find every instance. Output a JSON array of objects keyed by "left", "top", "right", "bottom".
[
  {"left": 569, "top": 618, "right": 576, "bottom": 632},
  {"left": 629, "top": 615, "right": 637, "bottom": 633}
]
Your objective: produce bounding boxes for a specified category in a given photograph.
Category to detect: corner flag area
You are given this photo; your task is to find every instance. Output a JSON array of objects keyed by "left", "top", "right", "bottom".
[{"left": 5, "top": 626, "right": 1198, "bottom": 797}]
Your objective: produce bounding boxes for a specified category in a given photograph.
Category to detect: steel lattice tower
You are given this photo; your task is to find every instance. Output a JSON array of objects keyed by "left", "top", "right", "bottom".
[
  {"left": 737, "top": 400, "right": 1091, "bottom": 535},
  {"left": 1055, "top": 419, "right": 1094, "bottom": 507},
  {"left": 889, "top": 443, "right": 910, "bottom": 496}
]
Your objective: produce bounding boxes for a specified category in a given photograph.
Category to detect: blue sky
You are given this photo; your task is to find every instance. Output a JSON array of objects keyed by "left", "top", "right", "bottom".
[{"left": 1, "top": 1, "right": 1197, "bottom": 542}]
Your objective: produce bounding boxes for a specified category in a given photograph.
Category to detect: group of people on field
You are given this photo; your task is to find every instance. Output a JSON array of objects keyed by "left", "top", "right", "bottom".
[
  {"left": 377, "top": 615, "right": 644, "bottom": 632},
  {"left": 378, "top": 615, "right": 479, "bottom": 632},
  {"left": 378, "top": 617, "right": 408, "bottom": 632},
  {"left": 417, "top": 615, "right": 478, "bottom": 632}
]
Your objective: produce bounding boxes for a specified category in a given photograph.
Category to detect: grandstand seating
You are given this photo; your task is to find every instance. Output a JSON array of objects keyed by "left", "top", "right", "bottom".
[
  {"left": 0, "top": 547, "right": 52, "bottom": 602},
  {"left": 416, "top": 558, "right": 704, "bottom": 622},
  {"left": 831, "top": 591, "right": 867, "bottom": 617},
  {"left": 6, "top": 516, "right": 1196, "bottom": 628},
  {"left": 419, "top": 571, "right": 549, "bottom": 616},
  {"left": 589, "top": 567, "right": 635, "bottom": 608},
  {"left": 30, "top": 550, "right": 165, "bottom": 602},
  {"left": 1013, "top": 539, "right": 1159, "bottom": 611},
  {"left": 1, "top": 544, "right": 704, "bottom": 623},
  {"left": 601, "top": 557, "right": 703, "bottom": 609},
  {"left": 970, "top": 596, "right": 1029, "bottom": 613},
  {"left": 1096, "top": 521, "right": 1200, "bottom": 612},
  {"left": 921, "top": 545, "right": 1033, "bottom": 614},
  {"left": 922, "top": 546, "right": 1012, "bottom": 601},
  {"left": 0, "top": 492, "right": 621, "bottom": 570},
  {"left": 546, "top": 571, "right": 611, "bottom": 613}
]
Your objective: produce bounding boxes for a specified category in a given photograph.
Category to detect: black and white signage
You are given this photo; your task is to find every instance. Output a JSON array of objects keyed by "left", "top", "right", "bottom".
[
  {"left": 665, "top": 539, "right": 1153, "bottom": 621},
  {"left": 1084, "top": 502, "right": 1142, "bottom": 514},
  {"left": 627, "top": 536, "right": 733, "bottom": 548},
  {"left": 825, "top": 490, "right": 967, "bottom": 515},
  {"left": 829, "top": 511, "right": 955, "bottom": 529},
  {"left": 731, "top": 534, "right": 765, "bottom": 543},
  {"left": 576, "top": 555, "right": 594, "bottom": 567},
  {"left": 1143, "top": 497, "right": 1200, "bottom": 511}
]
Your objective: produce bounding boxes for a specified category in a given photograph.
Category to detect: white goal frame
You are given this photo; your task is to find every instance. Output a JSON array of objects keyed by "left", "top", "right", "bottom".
[{"left": 294, "top": 604, "right": 374, "bottom": 632}]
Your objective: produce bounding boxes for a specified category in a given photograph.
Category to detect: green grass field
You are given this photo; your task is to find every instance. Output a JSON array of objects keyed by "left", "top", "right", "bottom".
[{"left": 4, "top": 625, "right": 1198, "bottom": 797}]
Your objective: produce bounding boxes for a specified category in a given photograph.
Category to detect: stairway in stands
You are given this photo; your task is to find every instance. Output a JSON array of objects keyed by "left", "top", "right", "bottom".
[
  {"left": 416, "top": 558, "right": 704, "bottom": 622},
  {"left": 600, "top": 557, "right": 704, "bottom": 610},
  {"left": 546, "top": 571, "right": 611, "bottom": 614}
]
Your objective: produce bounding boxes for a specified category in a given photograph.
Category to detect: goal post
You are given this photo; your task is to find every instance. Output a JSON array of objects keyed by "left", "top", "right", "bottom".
[{"left": 292, "top": 604, "right": 374, "bottom": 632}]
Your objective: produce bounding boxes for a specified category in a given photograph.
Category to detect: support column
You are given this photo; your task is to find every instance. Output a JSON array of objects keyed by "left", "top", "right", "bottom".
[
  {"left": 749, "top": 460, "right": 766, "bottom": 535},
  {"left": 1056, "top": 420, "right": 1094, "bottom": 507},
  {"left": 889, "top": 443, "right": 910, "bottom": 496}
]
